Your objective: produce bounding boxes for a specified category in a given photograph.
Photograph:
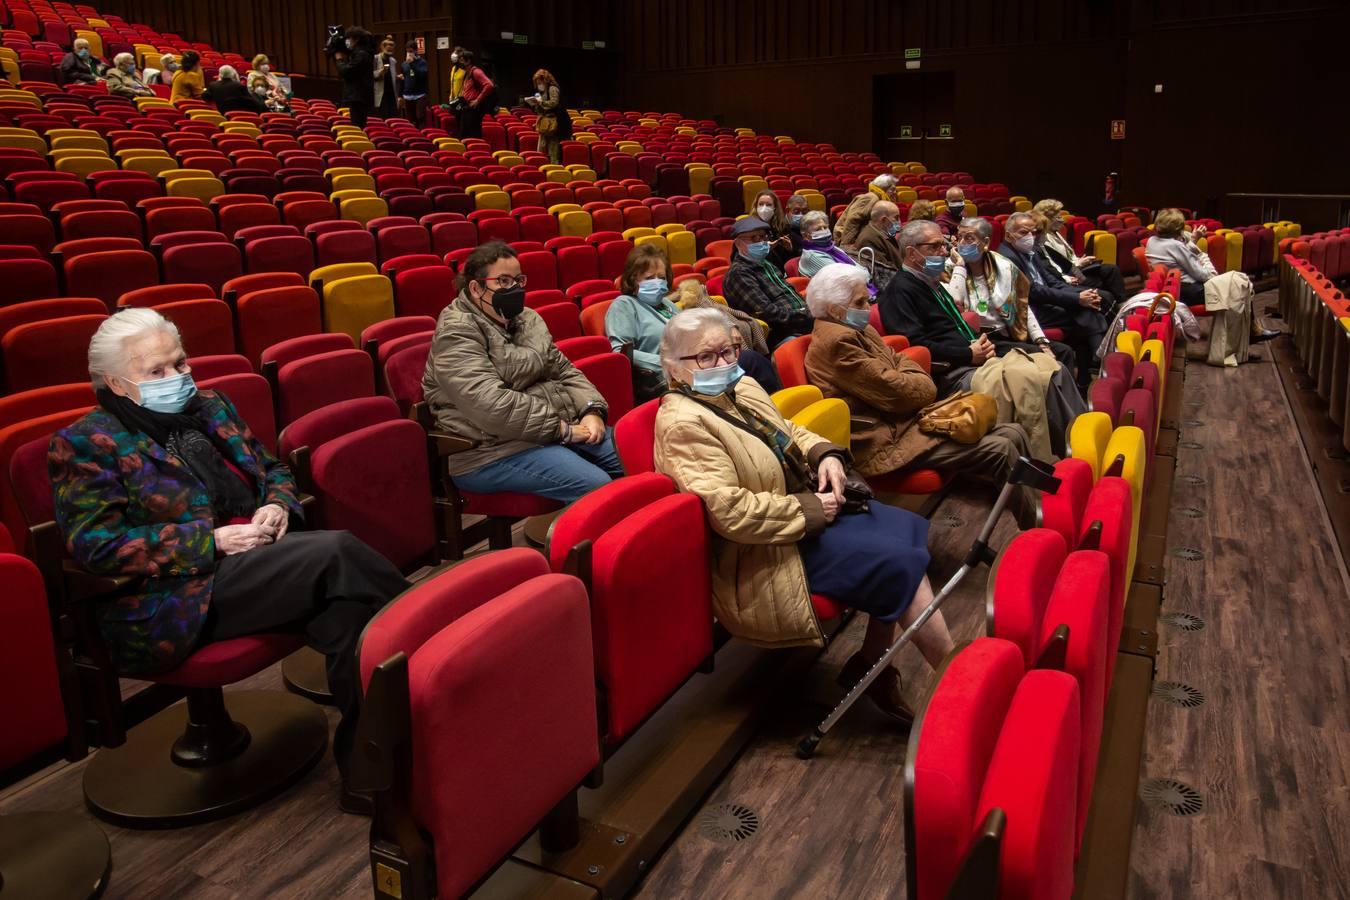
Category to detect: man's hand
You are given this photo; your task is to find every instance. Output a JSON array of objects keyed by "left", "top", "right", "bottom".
[
  {"left": 214, "top": 523, "right": 275, "bottom": 556},
  {"left": 970, "top": 334, "right": 996, "bottom": 364},
  {"left": 1038, "top": 341, "right": 1055, "bottom": 355},
  {"left": 579, "top": 414, "right": 606, "bottom": 445},
  {"left": 1078, "top": 289, "right": 1102, "bottom": 310},
  {"left": 817, "top": 455, "right": 847, "bottom": 503},
  {"left": 251, "top": 503, "right": 289, "bottom": 541}
]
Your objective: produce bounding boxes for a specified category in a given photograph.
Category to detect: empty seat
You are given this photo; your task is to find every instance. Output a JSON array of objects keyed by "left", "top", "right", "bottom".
[
  {"left": 314, "top": 229, "right": 377, "bottom": 268},
  {"left": 393, "top": 265, "right": 456, "bottom": 319},
  {"left": 236, "top": 285, "right": 323, "bottom": 370},
  {"left": 65, "top": 249, "right": 159, "bottom": 311},
  {"left": 244, "top": 235, "right": 316, "bottom": 277},
  {"left": 322, "top": 274, "right": 396, "bottom": 344},
  {"left": 0, "top": 257, "right": 58, "bottom": 306},
  {"left": 3, "top": 314, "right": 107, "bottom": 391},
  {"left": 276, "top": 348, "right": 376, "bottom": 424},
  {"left": 163, "top": 242, "right": 243, "bottom": 294}
]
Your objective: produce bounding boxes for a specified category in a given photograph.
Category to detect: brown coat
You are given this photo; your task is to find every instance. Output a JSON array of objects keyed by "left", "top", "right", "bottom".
[
  {"left": 855, "top": 222, "right": 906, "bottom": 270},
  {"left": 804, "top": 319, "right": 941, "bottom": 477},
  {"left": 653, "top": 378, "right": 844, "bottom": 649}
]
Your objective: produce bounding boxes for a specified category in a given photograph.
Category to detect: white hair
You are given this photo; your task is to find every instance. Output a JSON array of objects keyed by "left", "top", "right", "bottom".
[
  {"left": 800, "top": 209, "right": 829, "bottom": 235},
  {"left": 73, "top": 38, "right": 90, "bottom": 50},
  {"left": 659, "top": 308, "right": 732, "bottom": 381},
  {"left": 113, "top": 52, "right": 135, "bottom": 68},
  {"left": 806, "top": 263, "right": 870, "bottom": 318},
  {"left": 88, "top": 308, "right": 182, "bottom": 389},
  {"left": 218, "top": 65, "right": 239, "bottom": 81},
  {"left": 870, "top": 174, "right": 896, "bottom": 190}
]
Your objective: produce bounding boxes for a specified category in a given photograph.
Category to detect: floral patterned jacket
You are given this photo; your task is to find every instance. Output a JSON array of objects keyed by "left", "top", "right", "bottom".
[{"left": 48, "top": 391, "right": 302, "bottom": 674}]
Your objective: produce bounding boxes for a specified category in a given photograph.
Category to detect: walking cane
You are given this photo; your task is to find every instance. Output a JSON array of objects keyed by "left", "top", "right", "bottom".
[{"left": 796, "top": 456, "right": 1062, "bottom": 760}]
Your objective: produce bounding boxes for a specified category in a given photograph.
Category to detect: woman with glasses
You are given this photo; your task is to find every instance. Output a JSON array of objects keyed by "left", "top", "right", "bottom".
[
  {"left": 652, "top": 308, "right": 954, "bottom": 725},
  {"left": 946, "top": 217, "right": 1075, "bottom": 370},
  {"left": 422, "top": 241, "right": 624, "bottom": 503}
]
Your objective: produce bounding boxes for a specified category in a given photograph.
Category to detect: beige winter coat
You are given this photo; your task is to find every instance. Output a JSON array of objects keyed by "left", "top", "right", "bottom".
[
  {"left": 653, "top": 378, "right": 845, "bottom": 649},
  {"left": 423, "top": 292, "right": 606, "bottom": 475}
]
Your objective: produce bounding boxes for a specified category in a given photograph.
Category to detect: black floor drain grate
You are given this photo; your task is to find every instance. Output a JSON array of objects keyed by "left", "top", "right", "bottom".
[
  {"left": 1171, "top": 547, "right": 1205, "bottom": 561},
  {"left": 1180, "top": 475, "right": 1206, "bottom": 487},
  {"left": 1179, "top": 441, "right": 1204, "bottom": 450},
  {"left": 1152, "top": 681, "right": 1206, "bottom": 708},
  {"left": 1177, "top": 507, "right": 1205, "bottom": 518},
  {"left": 697, "top": 803, "right": 761, "bottom": 844},
  {"left": 1140, "top": 778, "right": 1205, "bottom": 816},
  {"left": 1159, "top": 612, "right": 1205, "bottom": 632},
  {"left": 940, "top": 513, "right": 966, "bottom": 529}
]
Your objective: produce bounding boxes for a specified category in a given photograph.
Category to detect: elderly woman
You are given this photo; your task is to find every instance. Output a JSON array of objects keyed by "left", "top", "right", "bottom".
[
  {"left": 205, "top": 65, "right": 264, "bottom": 114},
  {"left": 948, "top": 216, "right": 1075, "bottom": 370},
  {"left": 423, "top": 241, "right": 623, "bottom": 502},
  {"left": 1032, "top": 199, "right": 1127, "bottom": 316},
  {"left": 609, "top": 245, "right": 781, "bottom": 402},
  {"left": 170, "top": 50, "right": 205, "bottom": 102},
  {"left": 104, "top": 52, "right": 153, "bottom": 99},
  {"left": 49, "top": 308, "right": 408, "bottom": 802},
  {"left": 60, "top": 37, "right": 102, "bottom": 84},
  {"left": 803, "top": 263, "right": 1040, "bottom": 526},
  {"left": 143, "top": 52, "right": 177, "bottom": 86},
  {"left": 654, "top": 307, "right": 954, "bottom": 723},
  {"left": 796, "top": 209, "right": 876, "bottom": 295},
  {"left": 749, "top": 189, "right": 798, "bottom": 269},
  {"left": 247, "top": 54, "right": 289, "bottom": 112}
]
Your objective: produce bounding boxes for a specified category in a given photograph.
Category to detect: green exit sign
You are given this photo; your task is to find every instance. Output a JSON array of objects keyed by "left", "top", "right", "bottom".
[
  {"left": 939, "top": 123, "right": 952, "bottom": 137},
  {"left": 904, "top": 47, "right": 921, "bottom": 60},
  {"left": 513, "top": 34, "right": 528, "bottom": 44},
  {"left": 582, "top": 40, "right": 595, "bottom": 50}
]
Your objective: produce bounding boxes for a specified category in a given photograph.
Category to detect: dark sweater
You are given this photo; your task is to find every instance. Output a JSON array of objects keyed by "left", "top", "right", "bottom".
[{"left": 877, "top": 269, "right": 979, "bottom": 368}]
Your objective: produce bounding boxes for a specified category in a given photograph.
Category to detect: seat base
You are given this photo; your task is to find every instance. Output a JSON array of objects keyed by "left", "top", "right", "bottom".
[
  {"left": 0, "top": 811, "right": 111, "bottom": 899},
  {"left": 281, "top": 647, "right": 335, "bottom": 705},
  {"left": 83, "top": 691, "right": 328, "bottom": 829}
]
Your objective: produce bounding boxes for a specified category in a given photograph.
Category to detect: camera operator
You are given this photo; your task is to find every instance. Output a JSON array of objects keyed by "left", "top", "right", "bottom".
[{"left": 333, "top": 26, "right": 375, "bottom": 128}]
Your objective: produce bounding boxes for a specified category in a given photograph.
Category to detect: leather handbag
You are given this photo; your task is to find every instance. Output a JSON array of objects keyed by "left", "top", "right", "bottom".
[
  {"left": 917, "top": 390, "right": 998, "bottom": 444},
  {"left": 536, "top": 113, "right": 558, "bottom": 137}
]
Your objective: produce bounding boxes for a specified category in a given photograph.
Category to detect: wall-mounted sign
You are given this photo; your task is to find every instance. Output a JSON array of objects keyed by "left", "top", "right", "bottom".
[
  {"left": 594, "top": 40, "right": 606, "bottom": 48},
  {"left": 415, "top": 36, "right": 425, "bottom": 54},
  {"left": 899, "top": 125, "right": 913, "bottom": 139},
  {"left": 582, "top": 40, "right": 595, "bottom": 50},
  {"left": 938, "top": 123, "right": 952, "bottom": 138},
  {"left": 905, "top": 48, "right": 921, "bottom": 59},
  {"left": 513, "top": 34, "right": 529, "bottom": 44},
  {"left": 436, "top": 36, "right": 449, "bottom": 50},
  {"left": 1111, "top": 119, "right": 1126, "bottom": 140},
  {"left": 500, "top": 31, "right": 513, "bottom": 40}
]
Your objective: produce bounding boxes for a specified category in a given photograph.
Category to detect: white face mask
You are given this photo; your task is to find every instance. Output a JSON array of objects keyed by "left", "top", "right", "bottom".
[
  {"left": 450, "top": 53, "right": 459, "bottom": 63},
  {"left": 756, "top": 205, "right": 774, "bottom": 223},
  {"left": 259, "top": 63, "right": 269, "bottom": 73},
  {"left": 808, "top": 229, "right": 831, "bottom": 242}
]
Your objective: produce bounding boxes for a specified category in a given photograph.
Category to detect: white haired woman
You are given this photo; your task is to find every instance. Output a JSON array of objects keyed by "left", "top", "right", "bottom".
[
  {"left": 205, "top": 64, "right": 265, "bottom": 114},
  {"left": 103, "top": 52, "right": 154, "bottom": 99},
  {"left": 48, "top": 309, "right": 408, "bottom": 809},
  {"left": 653, "top": 307, "right": 954, "bottom": 724},
  {"left": 795, "top": 209, "right": 876, "bottom": 295},
  {"left": 802, "top": 263, "right": 1041, "bottom": 527}
]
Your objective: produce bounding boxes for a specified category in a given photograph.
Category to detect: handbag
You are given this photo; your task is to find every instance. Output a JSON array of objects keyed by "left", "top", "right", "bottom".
[
  {"left": 856, "top": 246, "right": 897, "bottom": 291},
  {"left": 536, "top": 113, "right": 558, "bottom": 137},
  {"left": 917, "top": 390, "right": 998, "bottom": 444}
]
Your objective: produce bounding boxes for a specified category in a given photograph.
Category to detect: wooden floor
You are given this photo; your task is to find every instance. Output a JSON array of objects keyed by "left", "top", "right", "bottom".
[{"left": 5, "top": 292, "right": 1348, "bottom": 899}]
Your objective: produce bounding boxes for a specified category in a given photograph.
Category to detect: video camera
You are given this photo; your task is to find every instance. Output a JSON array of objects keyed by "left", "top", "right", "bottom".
[{"left": 324, "top": 24, "right": 346, "bottom": 56}]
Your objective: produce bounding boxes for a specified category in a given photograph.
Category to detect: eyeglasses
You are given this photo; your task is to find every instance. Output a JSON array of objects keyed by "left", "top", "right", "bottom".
[
  {"left": 915, "top": 240, "right": 946, "bottom": 252},
  {"left": 680, "top": 343, "right": 743, "bottom": 370},
  {"left": 480, "top": 274, "right": 528, "bottom": 290},
  {"left": 955, "top": 234, "right": 981, "bottom": 245}
]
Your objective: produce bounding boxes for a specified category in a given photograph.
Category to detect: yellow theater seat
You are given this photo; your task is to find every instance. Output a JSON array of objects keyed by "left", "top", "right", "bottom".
[
  {"left": 622, "top": 226, "right": 656, "bottom": 243},
  {"left": 330, "top": 173, "right": 376, "bottom": 193},
  {"left": 634, "top": 234, "right": 667, "bottom": 255},
  {"left": 687, "top": 166, "right": 713, "bottom": 196},
  {"left": 738, "top": 177, "right": 768, "bottom": 213},
  {"left": 48, "top": 132, "right": 109, "bottom": 152},
  {"left": 167, "top": 177, "right": 226, "bottom": 201},
  {"left": 310, "top": 261, "right": 377, "bottom": 293},
  {"left": 329, "top": 188, "right": 377, "bottom": 204},
  {"left": 1115, "top": 330, "right": 1143, "bottom": 362},
  {"left": 792, "top": 398, "right": 851, "bottom": 448},
  {"left": 1102, "top": 425, "right": 1147, "bottom": 579},
  {"left": 548, "top": 203, "right": 582, "bottom": 216},
  {"left": 473, "top": 191, "right": 510, "bottom": 212},
  {"left": 121, "top": 155, "right": 176, "bottom": 176},
  {"left": 1084, "top": 230, "right": 1118, "bottom": 267},
  {"left": 795, "top": 190, "right": 826, "bottom": 212},
  {"left": 772, "top": 385, "right": 824, "bottom": 420},
  {"left": 55, "top": 155, "right": 118, "bottom": 177},
  {"left": 654, "top": 223, "right": 686, "bottom": 238},
  {"left": 557, "top": 210, "right": 593, "bottom": 238},
  {"left": 0, "top": 129, "right": 46, "bottom": 153},
  {"left": 322, "top": 274, "right": 395, "bottom": 343},
  {"left": 667, "top": 231, "right": 696, "bottom": 267},
  {"left": 1069, "top": 411, "right": 1115, "bottom": 480},
  {"left": 339, "top": 197, "right": 389, "bottom": 225}
]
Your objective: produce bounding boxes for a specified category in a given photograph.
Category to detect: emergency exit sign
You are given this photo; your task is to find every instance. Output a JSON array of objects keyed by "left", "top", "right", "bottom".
[{"left": 905, "top": 48, "right": 921, "bottom": 60}]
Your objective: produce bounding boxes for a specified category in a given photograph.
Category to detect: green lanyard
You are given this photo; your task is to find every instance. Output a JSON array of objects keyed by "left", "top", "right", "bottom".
[{"left": 929, "top": 283, "right": 977, "bottom": 340}]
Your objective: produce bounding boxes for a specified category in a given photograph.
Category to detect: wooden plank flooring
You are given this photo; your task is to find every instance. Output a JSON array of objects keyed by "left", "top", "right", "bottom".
[{"left": 1126, "top": 293, "right": 1350, "bottom": 900}]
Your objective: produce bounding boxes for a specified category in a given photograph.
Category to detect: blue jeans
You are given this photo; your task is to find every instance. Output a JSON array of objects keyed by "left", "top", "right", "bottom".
[{"left": 454, "top": 430, "right": 625, "bottom": 504}]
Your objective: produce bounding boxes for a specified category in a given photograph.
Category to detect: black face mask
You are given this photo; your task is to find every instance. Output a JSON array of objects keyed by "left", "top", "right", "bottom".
[{"left": 482, "top": 284, "right": 526, "bottom": 320}]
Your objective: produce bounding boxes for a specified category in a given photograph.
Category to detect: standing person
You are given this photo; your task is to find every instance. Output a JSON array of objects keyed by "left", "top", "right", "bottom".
[
  {"left": 169, "top": 50, "right": 205, "bottom": 102},
  {"left": 60, "top": 37, "right": 103, "bottom": 85},
  {"left": 335, "top": 27, "right": 375, "bottom": 128},
  {"left": 399, "top": 41, "right": 428, "bottom": 125},
  {"left": 524, "top": 68, "right": 570, "bottom": 164},
  {"left": 373, "top": 36, "right": 400, "bottom": 119},
  {"left": 455, "top": 49, "right": 494, "bottom": 139},
  {"left": 204, "top": 65, "right": 264, "bottom": 114},
  {"left": 445, "top": 46, "right": 467, "bottom": 134}
]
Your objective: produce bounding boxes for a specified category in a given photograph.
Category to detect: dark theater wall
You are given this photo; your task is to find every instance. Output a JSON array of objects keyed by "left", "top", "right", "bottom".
[{"left": 618, "top": 0, "right": 1350, "bottom": 223}]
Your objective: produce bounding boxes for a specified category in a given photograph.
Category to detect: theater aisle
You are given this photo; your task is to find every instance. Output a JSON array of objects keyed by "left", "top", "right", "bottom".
[
  {"left": 1127, "top": 305, "right": 1350, "bottom": 899},
  {"left": 633, "top": 485, "right": 1022, "bottom": 899}
]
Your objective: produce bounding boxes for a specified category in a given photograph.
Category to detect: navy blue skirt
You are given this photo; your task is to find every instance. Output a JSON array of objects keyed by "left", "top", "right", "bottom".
[{"left": 798, "top": 501, "right": 931, "bottom": 622}]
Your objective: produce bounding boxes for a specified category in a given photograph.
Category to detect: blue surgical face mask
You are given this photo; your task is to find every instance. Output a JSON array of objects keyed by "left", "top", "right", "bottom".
[
  {"left": 690, "top": 361, "right": 744, "bottom": 396},
  {"left": 789, "top": 213, "right": 803, "bottom": 226},
  {"left": 922, "top": 255, "right": 947, "bottom": 278},
  {"left": 636, "top": 277, "right": 667, "bottom": 306},
  {"left": 885, "top": 220, "right": 900, "bottom": 237},
  {"left": 78, "top": 48, "right": 90, "bottom": 58},
  {"left": 844, "top": 307, "right": 871, "bottom": 330},
  {"left": 746, "top": 241, "right": 771, "bottom": 262},
  {"left": 957, "top": 242, "right": 981, "bottom": 261},
  {"left": 134, "top": 371, "right": 197, "bottom": 414}
]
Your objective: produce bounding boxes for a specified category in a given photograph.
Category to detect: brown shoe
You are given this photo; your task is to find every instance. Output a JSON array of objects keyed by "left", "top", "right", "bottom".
[{"left": 838, "top": 652, "right": 915, "bottom": 726}]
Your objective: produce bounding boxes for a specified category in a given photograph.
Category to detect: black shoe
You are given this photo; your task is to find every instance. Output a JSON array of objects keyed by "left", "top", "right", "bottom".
[
  {"left": 1250, "top": 328, "right": 1280, "bottom": 344},
  {"left": 838, "top": 652, "right": 914, "bottom": 726}
]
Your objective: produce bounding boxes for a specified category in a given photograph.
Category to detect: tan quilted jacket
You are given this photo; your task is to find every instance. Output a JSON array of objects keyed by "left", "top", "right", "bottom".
[{"left": 653, "top": 378, "right": 844, "bottom": 648}]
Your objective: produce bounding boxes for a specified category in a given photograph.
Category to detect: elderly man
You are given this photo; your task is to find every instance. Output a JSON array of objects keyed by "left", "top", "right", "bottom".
[
  {"left": 60, "top": 37, "right": 102, "bottom": 84},
  {"left": 205, "top": 65, "right": 265, "bottom": 113},
  {"left": 999, "top": 212, "right": 1107, "bottom": 388},
  {"left": 48, "top": 308, "right": 409, "bottom": 808},
  {"left": 935, "top": 186, "right": 967, "bottom": 237},
  {"left": 104, "top": 52, "right": 154, "bottom": 99},
  {"left": 721, "top": 215, "right": 812, "bottom": 347},
  {"left": 855, "top": 200, "right": 905, "bottom": 271}
]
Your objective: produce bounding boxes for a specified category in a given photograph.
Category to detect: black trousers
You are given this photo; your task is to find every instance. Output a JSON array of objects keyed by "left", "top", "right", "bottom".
[
  {"left": 403, "top": 96, "right": 426, "bottom": 126},
  {"left": 203, "top": 530, "right": 410, "bottom": 775},
  {"left": 1031, "top": 304, "right": 1108, "bottom": 387},
  {"left": 458, "top": 101, "right": 486, "bottom": 138},
  {"left": 346, "top": 100, "right": 370, "bottom": 128},
  {"left": 1080, "top": 263, "right": 1127, "bottom": 319}
]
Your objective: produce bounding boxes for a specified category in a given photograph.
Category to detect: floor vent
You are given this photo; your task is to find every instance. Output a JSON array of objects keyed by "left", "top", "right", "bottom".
[
  {"left": 1152, "top": 681, "right": 1206, "bottom": 708},
  {"left": 1171, "top": 547, "right": 1205, "bottom": 561},
  {"left": 939, "top": 513, "right": 965, "bottom": 529},
  {"left": 1180, "top": 475, "right": 1206, "bottom": 487},
  {"left": 1183, "top": 419, "right": 1204, "bottom": 428},
  {"left": 697, "top": 803, "right": 760, "bottom": 844},
  {"left": 1159, "top": 612, "right": 1205, "bottom": 632},
  {"left": 1179, "top": 441, "right": 1204, "bottom": 450},
  {"left": 1140, "top": 778, "right": 1205, "bottom": 817},
  {"left": 1177, "top": 507, "right": 1205, "bottom": 518}
]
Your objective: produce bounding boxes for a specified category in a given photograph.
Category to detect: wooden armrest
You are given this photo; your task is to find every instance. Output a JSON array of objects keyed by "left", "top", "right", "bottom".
[
  {"left": 945, "top": 807, "right": 1004, "bottom": 900},
  {"left": 430, "top": 431, "right": 474, "bottom": 456},
  {"left": 62, "top": 560, "right": 134, "bottom": 603}
]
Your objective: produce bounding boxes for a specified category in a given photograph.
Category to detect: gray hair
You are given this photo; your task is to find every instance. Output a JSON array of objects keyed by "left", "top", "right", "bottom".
[
  {"left": 113, "top": 52, "right": 135, "bottom": 68},
  {"left": 88, "top": 308, "right": 182, "bottom": 389},
  {"left": 1006, "top": 212, "right": 1036, "bottom": 233},
  {"left": 160, "top": 53, "right": 177, "bottom": 67},
  {"left": 659, "top": 308, "right": 732, "bottom": 381},
  {"left": 870, "top": 201, "right": 898, "bottom": 224},
  {"left": 806, "top": 263, "right": 869, "bottom": 319},
  {"left": 73, "top": 38, "right": 90, "bottom": 50},
  {"left": 960, "top": 216, "right": 992, "bottom": 241},
  {"left": 897, "top": 219, "right": 940, "bottom": 255},
  {"left": 800, "top": 209, "right": 829, "bottom": 235},
  {"left": 945, "top": 186, "right": 965, "bottom": 202},
  {"left": 217, "top": 65, "right": 239, "bottom": 81}
]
